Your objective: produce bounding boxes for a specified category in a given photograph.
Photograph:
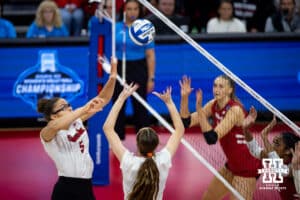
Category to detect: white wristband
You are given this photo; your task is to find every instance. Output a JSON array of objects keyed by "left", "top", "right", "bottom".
[{"left": 246, "top": 139, "right": 263, "bottom": 159}]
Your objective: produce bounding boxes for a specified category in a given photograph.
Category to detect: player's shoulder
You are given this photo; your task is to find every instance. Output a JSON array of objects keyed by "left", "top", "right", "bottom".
[
  {"left": 228, "top": 102, "right": 245, "bottom": 117},
  {"left": 206, "top": 99, "right": 216, "bottom": 107}
]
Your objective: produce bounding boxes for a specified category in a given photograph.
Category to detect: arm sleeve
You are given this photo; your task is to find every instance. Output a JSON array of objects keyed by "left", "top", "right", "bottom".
[
  {"left": 181, "top": 116, "right": 191, "bottom": 128},
  {"left": 203, "top": 130, "right": 218, "bottom": 145}
]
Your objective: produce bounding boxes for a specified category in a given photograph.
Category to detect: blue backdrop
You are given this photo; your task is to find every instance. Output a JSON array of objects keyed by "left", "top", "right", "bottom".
[
  {"left": 147, "top": 41, "right": 300, "bottom": 115},
  {"left": 0, "top": 46, "right": 89, "bottom": 118},
  {"left": 0, "top": 40, "right": 299, "bottom": 118}
]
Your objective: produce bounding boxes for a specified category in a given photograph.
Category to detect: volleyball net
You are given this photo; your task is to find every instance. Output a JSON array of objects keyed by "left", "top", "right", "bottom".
[
  {"left": 91, "top": 0, "right": 300, "bottom": 199},
  {"left": 138, "top": 0, "right": 300, "bottom": 198}
]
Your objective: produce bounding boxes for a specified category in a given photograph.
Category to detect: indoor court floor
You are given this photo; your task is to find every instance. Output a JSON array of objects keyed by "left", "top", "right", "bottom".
[{"left": 0, "top": 125, "right": 293, "bottom": 200}]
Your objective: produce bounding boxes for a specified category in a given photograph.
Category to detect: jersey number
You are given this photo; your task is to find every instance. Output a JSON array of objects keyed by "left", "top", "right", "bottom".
[{"left": 67, "top": 128, "right": 85, "bottom": 153}]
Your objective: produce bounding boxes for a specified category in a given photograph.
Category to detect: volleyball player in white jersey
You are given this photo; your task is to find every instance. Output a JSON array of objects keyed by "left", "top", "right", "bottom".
[
  {"left": 103, "top": 84, "right": 184, "bottom": 200},
  {"left": 37, "top": 57, "right": 117, "bottom": 200}
]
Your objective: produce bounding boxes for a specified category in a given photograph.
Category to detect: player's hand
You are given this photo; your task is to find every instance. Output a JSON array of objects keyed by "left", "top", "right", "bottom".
[
  {"left": 242, "top": 106, "right": 257, "bottom": 130},
  {"left": 179, "top": 75, "right": 193, "bottom": 98},
  {"left": 261, "top": 115, "right": 276, "bottom": 139},
  {"left": 119, "top": 83, "right": 138, "bottom": 100},
  {"left": 152, "top": 86, "right": 172, "bottom": 104},
  {"left": 83, "top": 97, "right": 105, "bottom": 114}
]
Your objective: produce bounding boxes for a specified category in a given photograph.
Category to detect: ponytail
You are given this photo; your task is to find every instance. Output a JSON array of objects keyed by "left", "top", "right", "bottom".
[
  {"left": 128, "top": 158, "right": 159, "bottom": 200},
  {"left": 129, "top": 127, "right": 160, "bottom": 200}
]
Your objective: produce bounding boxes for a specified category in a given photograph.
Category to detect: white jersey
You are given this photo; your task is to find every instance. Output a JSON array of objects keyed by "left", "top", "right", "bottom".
[
  {"left": 121, "top": 148, "right": 172, "bottom": 200},
  {"left": 41, "top": 118, "right": 94, "bottom": 178}
]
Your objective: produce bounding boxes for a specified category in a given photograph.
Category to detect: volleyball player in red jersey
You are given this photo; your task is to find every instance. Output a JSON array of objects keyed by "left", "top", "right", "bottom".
[{"left": 179, "top": 75, "right": 261, "bottom": 200}]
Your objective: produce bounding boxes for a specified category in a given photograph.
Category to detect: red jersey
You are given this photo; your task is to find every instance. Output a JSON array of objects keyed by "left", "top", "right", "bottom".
[{"left": 211, "top": 99, "right": 262, "bottom": 177}]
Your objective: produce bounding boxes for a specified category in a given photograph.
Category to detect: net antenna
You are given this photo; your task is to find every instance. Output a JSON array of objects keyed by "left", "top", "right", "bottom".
[
  {"left": 111, "top": 0, "right": 116, "bottom": 58},
  {"left": 137, "top": 0, "right": 300, "bottom": 136},
  {"left": 121, "top": 0, "right": 126, "bottom": 83},
  {"left": 98, "top": 56, "right": 245, "bottom": 200},
  {"left": 92, "top": 0, "right": 124, "bottom": 82}
]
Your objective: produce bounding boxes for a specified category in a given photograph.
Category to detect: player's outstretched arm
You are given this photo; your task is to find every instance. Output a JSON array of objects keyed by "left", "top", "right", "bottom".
[
  {"left": 81, "top": 57, "right": 117, "bottom": 121},
  {"left": 179, "top": 75, "right": 200, "bottom": 128},
  {"left": 179, "top": 75, "right": 193, "bottom": 118},
  {"left": 98, "top": 56, "right": 117, "bottom": 105},
  {"left": 41, "top": 98, "right": 103, "bottom": 142},
  {"left": 153, "top": 87, "right": 184, "bottom": 157},
  {"left": 242, "top": 106, "right": 264, "bottom": 159},
  {"left": 103, "top": 83, "right": 138, "bottom": 161},
  {"left": 242, "top": 106, "right": 257, "bottom": 142},
  {"left": 261, "top": 115, "right": 277, "bottom": 154}
]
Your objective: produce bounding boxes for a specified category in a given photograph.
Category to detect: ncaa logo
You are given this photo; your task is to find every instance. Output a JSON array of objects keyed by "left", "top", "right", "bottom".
[
  {"left": 13, "top": 50, "right": 84, "bottom": 109},
  {"left": 258, "top": 158, "right": 289, "bottom": 183}
]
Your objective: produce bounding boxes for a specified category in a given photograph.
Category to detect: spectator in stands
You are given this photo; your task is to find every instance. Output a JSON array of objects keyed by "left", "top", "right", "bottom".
[
  {"left": 265, "top": 0, "right": 300, "bottom": 32},
  {"left": 145, "top": 0, "right": 189, "bottom": 34},
  {"left": 26, "top": 0, "right": 69, "bottom": 38},
  {"left": 54, "top": 0, "right": 85, "bottom": 36},
  {"left": 103, "top": 0, "right": 113, "bottom": 17},
  {"left": 0, "top": 17, "right": 17, "bottom": 38},
  {"left": 206, "top": 0, "right": 246, "bottom": 33},
  {"left": 87, "top": 0, "right": 113, "bottom": 35},
  {"left": 179, "top": 0, "right": 219, "bottom": 33},
  {"left": 143, "top": 0, "right": 158, "bottom": 16},
  {"left": 94, "top": 0, "right": 114, "bottom": 19},
  {"left": 231, "top": 0, "right": 276, "bottom": 32},
  {"left": 274, "top": 0, "right": 300, "bottom": 13},
  {"left": 86, "top": 0, "right": 124, "bottom": 19}
]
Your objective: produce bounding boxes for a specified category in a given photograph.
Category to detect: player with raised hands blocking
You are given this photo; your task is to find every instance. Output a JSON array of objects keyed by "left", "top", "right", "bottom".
[
  {"left": 103, "top": 84, "right": 184, "bottom": 200},
  {"left": 243, "top": 106, "right": 300, "bottom": 199},
  {"left": 179, "top": 74, "right": 261, "bottom": 200}
]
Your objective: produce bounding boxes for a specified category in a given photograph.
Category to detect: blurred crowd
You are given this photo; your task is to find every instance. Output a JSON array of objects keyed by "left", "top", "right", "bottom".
[{"left": 1, "top": 0, "right": 300, "bottom": 38}]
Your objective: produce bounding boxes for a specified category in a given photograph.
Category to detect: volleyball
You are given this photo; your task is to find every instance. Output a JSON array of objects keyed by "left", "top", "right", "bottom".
[{"left": 129, "top": 19, "right": 155, "bottom": 46}]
